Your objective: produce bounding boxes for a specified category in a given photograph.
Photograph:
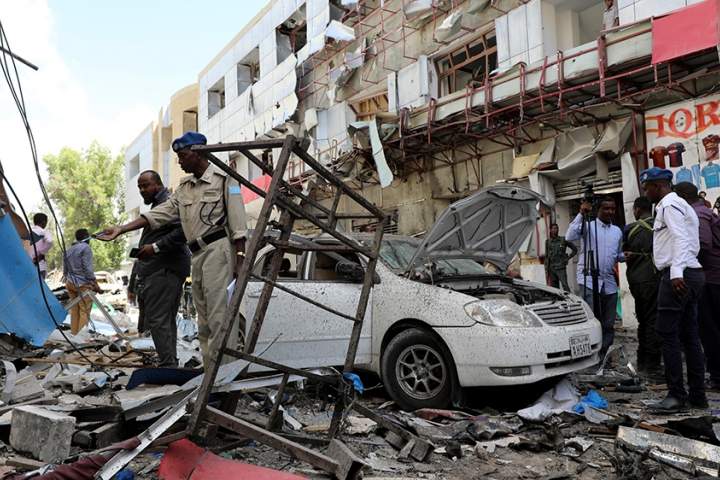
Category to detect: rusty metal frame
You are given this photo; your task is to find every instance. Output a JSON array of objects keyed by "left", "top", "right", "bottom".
[{"left": 183, "top": 136, "right": 426, "bottom": 479}]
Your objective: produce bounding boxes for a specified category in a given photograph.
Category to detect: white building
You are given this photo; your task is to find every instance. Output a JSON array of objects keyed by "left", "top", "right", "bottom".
[{"left": 123, "top": 122, "right": 155, "bottom": 249}]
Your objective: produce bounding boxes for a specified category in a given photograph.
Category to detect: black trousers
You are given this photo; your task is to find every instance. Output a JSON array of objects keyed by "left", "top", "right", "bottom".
[
  {"left": 548, "top": 267, "right": 570, "bottom": 291},
  {"left": 582, "top": 286, "right": 617, "bottom": 358},
  {"left": 699, "top": 282, "right": 720, "bottom": 384},
  {"left": 138, "top": 268, "right": 184, "bottom": 367},
  {"left": 629, "top": 280, "right": 662, "bottom": 368},
  {"left": 656, "top": 268, "right": 705, "bottom": 401}
]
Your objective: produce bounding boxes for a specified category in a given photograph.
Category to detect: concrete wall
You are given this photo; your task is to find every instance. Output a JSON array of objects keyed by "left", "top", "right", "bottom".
[
  {"left": 158, "top": 84, "right": 198, "bottom": 191},
  {"left": 124, "top": 123, "right": 154, "bottom": 217},
  {"left": 619, "top": 0, "right": 705, "bottom": 25}
]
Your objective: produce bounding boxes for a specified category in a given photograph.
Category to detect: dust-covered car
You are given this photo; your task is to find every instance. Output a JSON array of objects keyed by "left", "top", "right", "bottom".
[{"left": 245, "top": 185, "right": 602, "bottom": 410}]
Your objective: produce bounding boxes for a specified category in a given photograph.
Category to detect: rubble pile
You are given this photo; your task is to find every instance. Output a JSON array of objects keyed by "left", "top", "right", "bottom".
[{"left": 0, "top": 326, "right": 711, "bottom": 479}]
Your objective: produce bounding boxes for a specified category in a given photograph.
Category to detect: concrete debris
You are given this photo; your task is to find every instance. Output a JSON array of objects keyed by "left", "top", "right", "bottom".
[
  {"left": 10, "top": 406, "right": 76, "bottom": 463},
  {"left": 617, "top": 425, "right": 720, "bottom": 474},
  {"left": 0, "top": 303, "right": 715, "bottom": 480},
  {"left": 346, "top": 416, "right": 377, "bottom": 435},
  {"left": 466, "top": 0, "right": 491, "bottom": 14},
  {"left": 435, "top": 9, "right": 463, "bottom": 43},
  {"left": 348, "top": 121, "right": 394, "bottom": 187},
  {"left": 325, "top": 20, "right": 355, "bottom": 42}
]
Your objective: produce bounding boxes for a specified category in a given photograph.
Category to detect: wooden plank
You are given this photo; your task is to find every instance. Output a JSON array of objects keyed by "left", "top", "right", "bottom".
[{"left": 6, "top": 456, "right": 45, "bottom": 470}]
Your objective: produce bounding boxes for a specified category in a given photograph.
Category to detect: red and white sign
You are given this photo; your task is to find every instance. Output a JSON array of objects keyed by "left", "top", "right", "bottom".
[{"left": 645, "top": 94, "right": 720, "bottom": 207}]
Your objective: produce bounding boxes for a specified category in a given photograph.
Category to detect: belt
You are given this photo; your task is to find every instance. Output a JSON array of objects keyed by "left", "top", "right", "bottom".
[{"left": 188, "top": 229, "right": 227, "bottom": 254}]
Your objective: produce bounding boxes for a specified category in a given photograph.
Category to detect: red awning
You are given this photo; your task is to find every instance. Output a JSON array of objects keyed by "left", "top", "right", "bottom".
[{"left": 652, "top": 0, "right": 720, "bottom": 64}]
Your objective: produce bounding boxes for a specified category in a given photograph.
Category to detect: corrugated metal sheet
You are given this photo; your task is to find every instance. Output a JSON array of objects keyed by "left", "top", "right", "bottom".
[{"left": 0, "top": 213, "right": 63, "bottom": 345}]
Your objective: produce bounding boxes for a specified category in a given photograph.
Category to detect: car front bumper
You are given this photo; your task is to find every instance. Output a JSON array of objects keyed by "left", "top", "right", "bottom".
[{"left": 437, "top": 321, "right": 602, "bottom": 387}]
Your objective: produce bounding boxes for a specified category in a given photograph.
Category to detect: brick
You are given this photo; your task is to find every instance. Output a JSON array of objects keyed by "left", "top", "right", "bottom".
[{"left": 10, "top": 406, "right": 76, "bottom": 463}]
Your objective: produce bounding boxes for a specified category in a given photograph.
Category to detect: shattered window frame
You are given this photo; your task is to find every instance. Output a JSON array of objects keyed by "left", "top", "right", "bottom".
[{"left": 435, "top": 32, "right": 498, "bottom": 97}]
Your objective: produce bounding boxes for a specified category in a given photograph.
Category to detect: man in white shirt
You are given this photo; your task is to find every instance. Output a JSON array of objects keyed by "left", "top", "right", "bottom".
[
  {"left": 25, "top": 213, "right": 53, "bottom": 280},
  {"left": 602, "top": 0, "right": 619, "bottom": 31},
  {"left": 641, "top": 167, "right": 706, "bottom": 412},
  {"left": 566, "top": 196, "right": 624, "bottom": 360}
]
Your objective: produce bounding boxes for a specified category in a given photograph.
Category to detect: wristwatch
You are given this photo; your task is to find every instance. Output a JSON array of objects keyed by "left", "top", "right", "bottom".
[{"left": 152, "top": 243, "right": 160, "bottom": 254}]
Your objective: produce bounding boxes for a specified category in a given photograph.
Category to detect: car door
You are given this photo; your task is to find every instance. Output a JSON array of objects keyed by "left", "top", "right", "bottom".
[{"left": 245, "top": 248, "right": 373, "bottom": 370}]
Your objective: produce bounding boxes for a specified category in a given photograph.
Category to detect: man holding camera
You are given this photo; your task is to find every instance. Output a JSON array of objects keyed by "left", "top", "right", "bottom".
[
  {"left": 128, "top": 170, "right": 190, "bottom": 367},
  {"left": 566, "top": 196, "right": 624, "bottom": 360}
]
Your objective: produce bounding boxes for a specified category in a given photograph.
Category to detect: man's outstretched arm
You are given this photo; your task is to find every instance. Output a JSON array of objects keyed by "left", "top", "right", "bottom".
[{"left": 97, "top": 217, "right": 149, "bottom": 241}]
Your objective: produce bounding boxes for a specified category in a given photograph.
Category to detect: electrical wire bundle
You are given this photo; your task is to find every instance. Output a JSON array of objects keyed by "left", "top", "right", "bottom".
[{"left": 0, "top": 19, "right": 107, "bottom": 369}]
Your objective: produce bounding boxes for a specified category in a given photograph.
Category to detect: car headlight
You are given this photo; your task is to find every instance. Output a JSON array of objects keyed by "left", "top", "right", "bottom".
[{"left": 464, "top": 300, "right": 543, "bottom": 328}]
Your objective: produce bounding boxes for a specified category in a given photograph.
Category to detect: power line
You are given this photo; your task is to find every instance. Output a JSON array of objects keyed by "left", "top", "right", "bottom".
[{"left": 0, "top": 18, "right": 108, "bottom": 371}]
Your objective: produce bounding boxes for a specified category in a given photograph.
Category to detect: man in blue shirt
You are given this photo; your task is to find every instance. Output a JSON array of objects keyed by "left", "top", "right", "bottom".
[
  {"left": 566, "top": 197, "right": 624, "bottom": 359},
  {"left": 63, "top": 229, "right": 102, "bottom": 334}
]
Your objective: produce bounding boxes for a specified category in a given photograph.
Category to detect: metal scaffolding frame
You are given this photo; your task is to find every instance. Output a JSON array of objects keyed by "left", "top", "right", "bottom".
[{"left": 184, "top": 136, "right": 430, "bottom": 479}]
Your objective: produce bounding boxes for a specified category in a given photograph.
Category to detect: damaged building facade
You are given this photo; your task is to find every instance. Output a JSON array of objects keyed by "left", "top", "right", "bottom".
[
  {"left": 124, "top": 84, "right": 198, "bottom": 250},
  {"left": 126, "top": 0, "right": 720, "bottom": 325}
]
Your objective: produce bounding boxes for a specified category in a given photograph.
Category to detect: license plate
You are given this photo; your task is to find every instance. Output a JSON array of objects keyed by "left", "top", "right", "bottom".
[{"left": 570, "top": 335, "right": 591, "bottom": 359}]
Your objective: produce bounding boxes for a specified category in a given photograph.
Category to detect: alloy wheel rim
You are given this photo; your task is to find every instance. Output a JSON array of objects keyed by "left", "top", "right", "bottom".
[{"left": 395, "top": 344, "right": 447, "bottom": 400}]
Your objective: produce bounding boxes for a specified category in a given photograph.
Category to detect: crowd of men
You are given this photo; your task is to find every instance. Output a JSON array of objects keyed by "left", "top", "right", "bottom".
[
  {"left": 545, "top": 167, "right": 720, "bottom": 412},
  {"left": 24, "top": 131, "right": 245, "bottom": 371}
]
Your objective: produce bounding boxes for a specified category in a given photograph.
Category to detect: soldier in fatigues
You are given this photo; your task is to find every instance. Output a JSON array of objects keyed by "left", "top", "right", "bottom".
[
  {"left": 544, "top": 223, "right": 578, "bottom": 291},
  {"left": 623, "top": 196, "right": 662, "bottom": 375},
  {"left": 99, "top": 132, "right": 247, "bottom": 367}
]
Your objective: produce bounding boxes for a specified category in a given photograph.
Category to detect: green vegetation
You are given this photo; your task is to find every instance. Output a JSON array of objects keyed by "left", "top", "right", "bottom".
[{"left": 43, "top": 142, "right": 126, "bottom": 271}]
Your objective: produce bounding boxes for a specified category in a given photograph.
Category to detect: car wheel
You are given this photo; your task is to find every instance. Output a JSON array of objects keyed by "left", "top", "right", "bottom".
[{"left": 381, "top": 328, "right": 453, "bottom": 410}]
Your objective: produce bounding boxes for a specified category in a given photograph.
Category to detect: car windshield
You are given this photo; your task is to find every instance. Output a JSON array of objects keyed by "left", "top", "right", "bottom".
[{"left": 379, "top": 239, "right": 489, "bottom": 276}]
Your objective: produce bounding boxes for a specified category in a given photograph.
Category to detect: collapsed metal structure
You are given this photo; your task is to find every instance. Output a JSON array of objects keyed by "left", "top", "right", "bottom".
[{"left": 180, "top": 137, "right": 430, "bottom": 479}]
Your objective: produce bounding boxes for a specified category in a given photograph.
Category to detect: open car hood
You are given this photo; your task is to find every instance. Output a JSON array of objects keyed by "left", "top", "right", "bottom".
[{"left": 408, "top": 185, "right": 546, "bottom": 272}]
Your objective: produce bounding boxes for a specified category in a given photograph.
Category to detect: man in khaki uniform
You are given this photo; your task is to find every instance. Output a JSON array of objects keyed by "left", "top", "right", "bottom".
[{"left": 99, "top": 132, "right": 247, "bottom": 367}]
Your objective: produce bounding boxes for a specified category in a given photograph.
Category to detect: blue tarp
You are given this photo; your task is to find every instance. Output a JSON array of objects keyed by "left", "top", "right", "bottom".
[{"left": 0, "top": 212, "right": 63, "bottom": 345}]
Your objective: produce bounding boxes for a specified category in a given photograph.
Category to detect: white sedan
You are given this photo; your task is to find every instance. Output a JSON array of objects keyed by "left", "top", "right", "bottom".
[{"left": 245, "top": 185, "right": 602, "bottom": 410}]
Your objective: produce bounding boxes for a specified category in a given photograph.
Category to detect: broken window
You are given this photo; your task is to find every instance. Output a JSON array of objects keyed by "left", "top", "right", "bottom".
[
  {"left": 435, "top": 32, "right": 497, "bottom": 96},
  {"left": 207, "top": 77, "right": 225, "bottom": 118},
  {"left": 554, "top": 0, "right": 607, "bottom": 50},
  {"left": 308, "top": 251, "right": 362, "bottom": 282},
  {"left": 350, "top": 93, "right": 389, "bottom": 121},
  {"left": 276, "top": 6, "right": 307, "bottom": 64},
  {"left": 182, "top": 109, "right": 198, "bottom": 132},
  {"left": 254, "top": 251, "right": 304, "bottom": 280},
  {"left": 236, "top": 47, "right": 260, "bottom": 97}
]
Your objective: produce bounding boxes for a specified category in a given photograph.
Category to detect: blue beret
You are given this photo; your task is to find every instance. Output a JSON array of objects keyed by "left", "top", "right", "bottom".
[
  {"left": 639, "top": 167, "right": 673, "bottom": 183},
  {"left": 172, "top": 131, "right": 207, "bottom": 152}
]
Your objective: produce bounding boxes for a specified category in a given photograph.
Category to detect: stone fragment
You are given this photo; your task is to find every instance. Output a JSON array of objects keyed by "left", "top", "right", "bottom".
[{"left": 10, "top": 405, "right": 76, "bottom": 463}]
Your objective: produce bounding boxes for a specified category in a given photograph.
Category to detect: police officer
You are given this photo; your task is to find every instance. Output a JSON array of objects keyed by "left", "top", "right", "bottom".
[
  {"left": 544, "top": 223, "right": 577, "bottom": 291},
  {"left": 99, "top": 132, "right": 247, "bottom": 367},
  {"left": 641, "top": 167, "right": 706, "bottom": 412},
  {"left": 128, "top": 170, "right": 191, "bottom": 367},
  {"left": 623, "top": 196, "right": 662, "bottom": 375}
]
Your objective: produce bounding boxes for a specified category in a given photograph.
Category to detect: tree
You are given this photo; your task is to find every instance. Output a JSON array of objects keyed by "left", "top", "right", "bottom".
[{"left": 44, "top": 142, "right": 126, "bottom": 271}]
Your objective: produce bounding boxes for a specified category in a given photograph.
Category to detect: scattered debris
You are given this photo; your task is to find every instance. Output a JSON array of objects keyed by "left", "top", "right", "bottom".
[
  {"left": 617, "top": 425, "right": 720, "bottom": 476},
  {"left": 10, "top": 405, "right": 76, "bottom": 463},
  {"left": 517, "top": 379, "right": 580, "bottom": 421}
]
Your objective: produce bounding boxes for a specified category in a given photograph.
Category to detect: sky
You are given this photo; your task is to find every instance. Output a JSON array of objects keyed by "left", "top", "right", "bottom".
[{"left": 0, "top": 0, "right": 267, "bottom": 209}]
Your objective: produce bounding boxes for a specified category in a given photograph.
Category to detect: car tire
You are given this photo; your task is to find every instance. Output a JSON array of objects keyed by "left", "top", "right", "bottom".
[{"left": 381, "top": 328, "right": 454, "bottom": 411}]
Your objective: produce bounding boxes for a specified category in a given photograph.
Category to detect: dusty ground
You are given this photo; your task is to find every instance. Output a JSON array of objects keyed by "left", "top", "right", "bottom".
[{"left": 124, "top": 329, "right": 719, "bottom": 479}]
